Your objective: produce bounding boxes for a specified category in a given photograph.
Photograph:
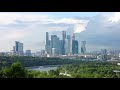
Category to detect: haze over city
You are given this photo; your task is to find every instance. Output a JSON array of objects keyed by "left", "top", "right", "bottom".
[{"left": 0, "top": 12, "right": 120, "bottom": 53}]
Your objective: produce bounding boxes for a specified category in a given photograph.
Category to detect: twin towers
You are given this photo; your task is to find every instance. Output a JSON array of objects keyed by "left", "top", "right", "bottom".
[{"left": 45, "top": 31, "right": 86, "bottom": 56}]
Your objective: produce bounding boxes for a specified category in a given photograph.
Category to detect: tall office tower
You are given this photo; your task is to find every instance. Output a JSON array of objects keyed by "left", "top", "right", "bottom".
[
  {"left": 15, "top": 41, "right": 19, "bottom": 52},
  {"left": 46, "top": 32, "right": 49, "bottom": 45},
  {"left": 15, "top": 41, "right": 23, "bottom": 52},
  {"left": 15, "top": 41, "right": 23, "bottom": 55},
  {"left": 45, "top": 32, "right": 50, "bottom": 54},
  {"left": 70, "top": 38, "right": 73, "bottom": 55},
  {"left": 25, "top": 50, "right": 31, "bottom": 56},
  {"left": 50, "top": 35, "right": 60, "bottom": 54},
  {"left": 65, "top": 38, "right": 69, "bottom": 55},
  {"left": 53, "top": 36, "right": 60, "bottom": 54},
  {"left": 59, "top": 40, "right": 64, "bottom": 55},
  {"left": 51, "top": 35, "right": 57, "bottom": 48},
  {"left": 70, "top": 33, "right": 76, "bottom": 55},
  {"left": 72, "top": 40, "right": 78, "bottom": 55},
  {"left": 101, "top": 49, "right": 107, "bottom": 61},
  {"left": 62, "top": 31, "right": 66, "bottom": 41},
  {"left": 81, "top": 41, "right": 86, "bottom": 54},
  {"left": 62, "top": 31, "right": 66, "bottom": 55},
  {"left": 65, "top": 35, "right": 71, "bottom": 55},
  {"left": 19, "top": 43, "right": 23, "bottom": 52}
]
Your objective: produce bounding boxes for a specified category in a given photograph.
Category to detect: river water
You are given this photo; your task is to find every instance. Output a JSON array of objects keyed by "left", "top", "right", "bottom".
[{"left": 26, "top": 65, "right": 60, "bottom": 72}]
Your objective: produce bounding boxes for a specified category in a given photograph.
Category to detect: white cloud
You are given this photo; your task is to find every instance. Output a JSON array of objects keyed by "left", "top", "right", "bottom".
[
  {"left": 74, "top": 21, "right": 89, "bottom": 33},
  {"left": 108, "top": 12, "right": 120, "bottom": 22},
  {"left": 50, "top": 18, "right": 89, "bottom": 33},
  {"left": 0, "top": 12, "right": 89, "bottom": 52},
  {"left": 0, "top": 12, "right": 51, "bottom": 26},
  {"left": 76, "top": 12, "right": 120, "bottom": 51}
]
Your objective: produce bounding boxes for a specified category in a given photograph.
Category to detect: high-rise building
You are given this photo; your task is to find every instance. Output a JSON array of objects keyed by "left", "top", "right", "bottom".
[
  {"left": 65, "top": 35, "right": 71, "bottom": 55},
  {"left": 101, "top": 49, "right": 107, "bottom": 61},
  {"left": 15, "top": 41, "right": 19, "bottom": 51},
  {"left": 51, "top": 35, "right": 57, "bottom": 48},
  {"left": 59, "top": 40, "right": 64, "bottom": 55},
  {"left": 46, "top": 32, "right": 49, "bottom": 45},
  {"left": 71, "top": 33, "right": 79, "bottom": 55},
  {"left": 62, "top": 31, "right": 66, "bottom": 41},
  {"left": 15, "top": 41, "right": 23, "bottom": 52},
  {"left": 25, "top": 50, "right": 31, "bottom": 56},
  {"left": 62, "top": 31, "right": 66, "bottom": 55},
  {"left": 45, "top": 32, "right": 51, "bottom": 54},
  {"left": 81, "top": 41, "right": 86, "bottom": 54},
  {"left": 72, "top": 40, "right": 78, "bottom": 55},
  {"left": 15, "top": 41, "right": 23, "bottom": 55},
  {"left": 50, "top": 35, "right": 60, "bottom": 54}
]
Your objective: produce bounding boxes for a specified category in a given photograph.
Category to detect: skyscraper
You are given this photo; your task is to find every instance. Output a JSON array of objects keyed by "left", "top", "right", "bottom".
[
  {"left": 15, "top": 41, "right": 23, "bottom": 52},
  {"left": 59, "top": 40, "right": 64, "bottom": 55},
  {"left": 65, "top": 35, "right": 71, "bottom": 55},
  {"left": 62, "top": 31, "right": 66, "bottom": 55},
  {"left": 71, "top": 33, "right": 78, "bottom": 55},
  {"left": 15, "top": 41, "right": 23, "bottom": 55},
  {"left": 72, "top": 40, "right": 78, "bottom": 55},
  {"left": 81, "top": 41, "right": 86, "bottom": 54},
  {"left": 45, "top": 32, "right": 50, "bottom": 54},
  {"left": 25, "top": 50, "right": 31, "bottom": 56},
  {"left": 15, "top": 41, "right": 19, "bottom": 51},
  {"left": 50, "top": 35, "right": 60, "bottom": 55},
  {"left": 101, "top": 49, "right": 107, "bottom": 61},
  {"left": 46, "top": 32, "right": 49, "bottom": 45},
  {"left": 62, "top": 31, "right": 66, "bottom": 41},
  {"left": 51, "top": 35, "right": 57, "bottom": 48}
]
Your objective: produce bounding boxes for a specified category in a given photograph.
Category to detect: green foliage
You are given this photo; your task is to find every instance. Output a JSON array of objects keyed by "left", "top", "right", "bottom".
[
  {"left": 0, "top": 56, "right": 83, "bottom": 68},
  {"left": 0, "top": 56, "right": 120, "bottom": 78},
  {"left": 56, "top": 61, "right": 120, "bottom": 78},
  {"left": 10, "top": 62, "right": 28, "bottom": 78},
  {"left": 0, "top": 61, "right": 28, "bottom": 78}
]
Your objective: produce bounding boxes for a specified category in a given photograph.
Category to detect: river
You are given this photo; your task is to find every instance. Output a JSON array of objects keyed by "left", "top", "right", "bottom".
[{"left": 26, "top": 65, "right": 61, "bottom": 72}]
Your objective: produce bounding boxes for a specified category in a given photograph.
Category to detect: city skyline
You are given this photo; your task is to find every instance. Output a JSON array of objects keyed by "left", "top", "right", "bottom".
[{"left": 0, "top": 12, "right": 120, "bottom": 52}]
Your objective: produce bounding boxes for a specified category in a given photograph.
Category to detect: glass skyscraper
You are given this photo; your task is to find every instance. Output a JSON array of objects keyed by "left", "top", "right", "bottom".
[
  {"left": 14, "top": 41, "right": 23, "bottom": 55},
  {"left": 72, "top": 40, "right": 78, "bottom": 55},
  {"left": 45, "top": 32, "right": 50, "bottom": 54},
  {"left": 81, "top": 41, "right": 86, "bottom": 54},
  {"left": 65, "top": 35, "right": 71, "bottom": 55}
]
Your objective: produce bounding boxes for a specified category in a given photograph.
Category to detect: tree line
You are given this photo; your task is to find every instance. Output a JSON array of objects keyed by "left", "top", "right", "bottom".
[{"left": 0, "top": 60, "right": 120, "bottom": 78}]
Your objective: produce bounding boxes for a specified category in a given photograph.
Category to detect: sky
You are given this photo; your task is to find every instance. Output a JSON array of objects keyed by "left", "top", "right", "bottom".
[{"left": 0, "top": 12, "right": 119, "bottom": 53}]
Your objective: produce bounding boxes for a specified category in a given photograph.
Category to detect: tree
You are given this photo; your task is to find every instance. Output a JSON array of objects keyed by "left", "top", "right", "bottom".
[{"left": 10, "top": 61, "right": 28, "bottom": 78}]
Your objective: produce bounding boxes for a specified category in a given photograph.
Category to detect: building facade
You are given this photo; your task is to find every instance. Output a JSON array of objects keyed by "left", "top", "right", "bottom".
[
  {"left": 72, "top": 40, "right": 78, "bottom": 55},
  {"left": 25, "top": 50, "right": 31, "bottom": 56},
  {"left": 81, "top": 41, "right": 86, "bottom": 54},
  {"left": 14, "top": 41, "right": 23, "bottom": 56},
  {"left": 101, "top": 49, "right": 107, "bottom": 61}
]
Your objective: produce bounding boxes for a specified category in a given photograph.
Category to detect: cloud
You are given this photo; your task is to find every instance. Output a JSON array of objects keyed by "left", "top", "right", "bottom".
[
  {"left": 3, "top": 12, "right": 120, "bottom": 52},
  {"left": 0, "top": 12, "right": 52, "bottom": 26},
  {"left": 76, "top": 12, "right": 120, "bottom": 51},
  {"left": 50, "top": 18, "right": 89, "bottom": 33},
  {"left": 108, "top": 12, "right": 120, "bottom": 22}
]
